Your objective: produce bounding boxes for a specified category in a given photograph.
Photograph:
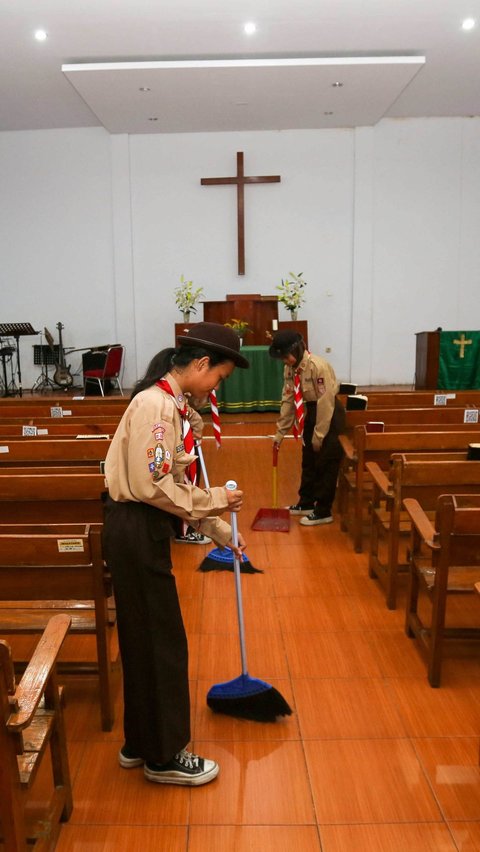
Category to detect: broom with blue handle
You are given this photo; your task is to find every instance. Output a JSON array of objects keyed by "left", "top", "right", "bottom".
[
  {"left": 196, "top": 443, "right": 261, "bottom": 574},
  {"left": 206, "top": 480, "right": 292, "bottom": 722}
]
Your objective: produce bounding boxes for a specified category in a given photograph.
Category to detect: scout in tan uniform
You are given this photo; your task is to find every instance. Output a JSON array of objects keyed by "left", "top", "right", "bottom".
[
  {"left": 269, "top": 330, "right": 345, "bottom": 526},
  {"left": 103, "top": 323, "right": 249, "bottom": 786},
  {"left": 131, "top": 349, "right": 214, "bottom": 545}
]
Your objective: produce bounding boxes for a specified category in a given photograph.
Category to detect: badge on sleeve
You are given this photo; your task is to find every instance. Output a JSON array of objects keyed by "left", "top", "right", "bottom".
[
  {"left": 155, "top": 444, "right": 165, "bottom": 466},
  {"left": 147, "top": 447, "right": 155, "bottom": 459},
  {"left": 317, "top": 377, "right": 326, "bottom": 396}
]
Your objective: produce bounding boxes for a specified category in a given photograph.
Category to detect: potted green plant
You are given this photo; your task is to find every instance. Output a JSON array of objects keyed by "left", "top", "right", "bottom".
[
  {"left": 174, "top": 275, "right": 204, "bottom": 322},
  {"left": 224, "top": 318, "right": 252, "bottom": 346},
  {"left": 276, "top": 271, "right": 307, "bottom": 321}
]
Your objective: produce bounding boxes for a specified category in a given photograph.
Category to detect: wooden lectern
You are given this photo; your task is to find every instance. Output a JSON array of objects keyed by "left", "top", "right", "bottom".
[
  {"left": 415, "top": 331, "right": 440, "bottom": 389},
  {"left": 174, "top": 294, "right": 309, "bottom": 347},
  {"left": 203, "top": 294, "right": 277, "bottom": 345}
]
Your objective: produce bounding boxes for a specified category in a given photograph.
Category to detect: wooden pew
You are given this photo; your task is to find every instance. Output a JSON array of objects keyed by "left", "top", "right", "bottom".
[
  {"left": 338, "top": 427, "right": 480, "bottom": 552},
  {"left": 0, "top": 415, "right": 122, "bottom": 427},
  {"left": 367, "top": 457, "right": 480, "bottom": 609},
  {"left": 0, "top": 421, "right": 119, "bottom": 438},
  {"left": 0, "top": 399, "right": 128, "bottom": 418},
  {"left": 374, "top": 422, "right": 480, "bottom": 432},
  {"left": 0, "top": 438, "right": 112, "bottom": 467},
  {"left": 0, "top": 472, "right": 106, "bottom": 523},
  {"left": 0, "top": 465, "right": 101, "bottom": 476},
  {"left": 0, "top": 614, "right": 72, "bottom": 851},
  {"left": 340, "top": 389, "right": 480, "bottom": 408},
  {"left": 0, "top": 523, "right": 116, "bottom": 731},
  {"left": 346, "top": 407, "right": 480, "bottom": 433},
  {"left": 404, "top": 494, "right": 480, "bottom": 686}
]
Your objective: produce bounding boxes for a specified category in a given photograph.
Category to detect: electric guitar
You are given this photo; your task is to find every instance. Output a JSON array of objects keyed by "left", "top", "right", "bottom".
[{"left": 44, "top": 323, "right": 73, "bottom": 388}]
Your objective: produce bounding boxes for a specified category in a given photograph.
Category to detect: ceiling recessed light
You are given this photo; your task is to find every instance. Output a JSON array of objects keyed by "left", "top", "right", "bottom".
[
  {"left": 34, "top": 29, "right": 48, "bottom": 41},
  {"left": 244, "top": 22, "right": 256, "bottom": 35},
  {"left": 139, "top": 87, "right": 151, "bottom": 92},
  {"left": 148, "top": 117, "right": 158, "bottom": 121},
  {"left": 332, "top": 81, "right": 343, "bottom": 87},
  {"left": 462, "top": 17, "right": 476, "bottom": 30},
  {"left": 324, "top": 111, "right": 334, "bottom": 115}
]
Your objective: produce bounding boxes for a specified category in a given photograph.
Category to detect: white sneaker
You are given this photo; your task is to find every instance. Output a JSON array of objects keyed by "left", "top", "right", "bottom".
[
  {"left": 175, "top": 531, "right": 212, "bottom": 545},
  {"left": 287, "top": 503, "right": 315, "bottom": 515},
  {"left": 118, "top": 746, "right": 144, "bottom": 768},
  {"left": 299, "top": 512, "right": 333, "bottom": 527},
  {"left": 144, "top": 748, "right": 219, "bottom": 786}
]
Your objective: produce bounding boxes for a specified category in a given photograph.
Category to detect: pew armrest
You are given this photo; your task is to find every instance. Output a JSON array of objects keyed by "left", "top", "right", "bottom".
[
  {"left": 7, "top": 613, "right": 71, "bottom": 731},
  {"left": 403, "top": 498, "right": 438, "bottom": 549},
  {"left": 365, "top": 462, "right": 391, "bottom": 497},
  {"left": 339, "top": 434, "right": 355, "bottom": 461}
]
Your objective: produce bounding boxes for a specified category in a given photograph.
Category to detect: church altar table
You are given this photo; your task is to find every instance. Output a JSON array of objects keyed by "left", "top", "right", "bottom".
[{"left": 213, "top": 345, "right": 284, "bottom": 413}]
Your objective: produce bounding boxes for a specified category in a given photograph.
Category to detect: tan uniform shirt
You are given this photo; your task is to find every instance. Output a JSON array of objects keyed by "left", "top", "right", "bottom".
[
  {"left": 274, "top": 352, "right": 339, "bottom": 450},
  {"left": 105, "top": 375, "right": 231, "bottom": 546}
]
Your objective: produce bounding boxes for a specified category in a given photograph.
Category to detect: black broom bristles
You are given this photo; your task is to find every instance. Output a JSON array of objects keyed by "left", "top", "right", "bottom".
[
  {"left": 198, "top": 546, "right": 263, "bottom": 574},
  {"left": 206, "top": 674, "right": 292, "bottom": 722}
]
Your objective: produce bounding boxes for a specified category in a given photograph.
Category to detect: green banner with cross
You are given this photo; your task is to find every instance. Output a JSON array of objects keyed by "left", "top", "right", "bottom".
[{"left": 438, "top": 331, "right": 480, "bottom": 389}]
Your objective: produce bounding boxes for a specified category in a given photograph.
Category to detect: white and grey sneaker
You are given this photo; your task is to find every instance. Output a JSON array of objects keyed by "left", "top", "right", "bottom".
[
  {"left": 174, "top": 530, "right": 212, "bottom": 545},
  {"left": 299, "top": 512, "right": 333, "bottom": 527},
  {"left": 118, "top": 745, "right": 144, "bottom": 768},
  {"left": 144, "top": 748, "right": 219, "bottom": 786},
  {"left": 287, "top": 503, "right": 315, "bottom": 515}
]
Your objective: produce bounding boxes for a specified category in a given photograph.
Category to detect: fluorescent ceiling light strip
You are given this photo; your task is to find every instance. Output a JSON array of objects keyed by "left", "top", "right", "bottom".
[{"left": 63, "top": 56, "right": 425, "bottom": 73}]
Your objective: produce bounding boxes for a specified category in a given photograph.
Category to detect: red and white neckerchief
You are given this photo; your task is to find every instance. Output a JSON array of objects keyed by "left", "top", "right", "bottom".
[
  {"left": 156, "top": 379, "right": 197, "bottom": 484},
  {"left": 209, "top": 389, "right": 222, "bottom": 449},
  {"left": 292, "top": 371, "right": 305, "bottom": 440}
]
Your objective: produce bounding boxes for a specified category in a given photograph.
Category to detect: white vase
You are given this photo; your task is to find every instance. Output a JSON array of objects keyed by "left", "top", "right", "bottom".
[
  {"left": 238, "top": 337, "right": 244, "bottom": 347},
  {"left": 182, "top": 311, "right": 191, "bottom": 323},
  {"left": 289, "top": 309, "right": 298, "bottom": 322}
]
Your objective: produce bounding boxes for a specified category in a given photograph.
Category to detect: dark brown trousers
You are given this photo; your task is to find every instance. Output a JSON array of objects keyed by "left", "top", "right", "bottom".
[{"left": 102, "top": 497, "right": 189, "bottom": 764}]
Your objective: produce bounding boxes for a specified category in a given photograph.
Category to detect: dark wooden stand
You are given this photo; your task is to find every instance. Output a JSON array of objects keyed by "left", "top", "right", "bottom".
[
  {"left": 203, "top": 294, "right": 279, "bottom": 345},
  {"left": 174, "top": 296, "right": 308, "bottom": 348},
  {"left": 415, "top": 331, "right": 440, "bottom": 389}
]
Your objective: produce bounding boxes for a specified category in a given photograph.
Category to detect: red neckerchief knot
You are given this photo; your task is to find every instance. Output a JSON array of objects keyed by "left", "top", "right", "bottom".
[
  {"left": 209, "top": 389, "right": 221, "bottom": 448},
  {"left": 156, "top": 379, "right": 197, "bottom": 483},
  {"left": 293, "top": 371, "right": 305, "bottom": 440}
]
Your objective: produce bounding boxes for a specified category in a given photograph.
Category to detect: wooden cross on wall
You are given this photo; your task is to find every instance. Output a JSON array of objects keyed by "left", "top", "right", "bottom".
[{"left": 201, "top": 152, "right": 281, "bottom": 275}]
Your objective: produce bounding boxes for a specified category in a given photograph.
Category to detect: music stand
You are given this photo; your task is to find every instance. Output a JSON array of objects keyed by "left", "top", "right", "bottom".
[
  {"left": 32, "top": 334, "right": 57, "bottom": 393},
  {"left": 0, "top": 340, "right": 17, "bottom": 397},
  {"left": 0, "top": 323, "right": 39, "bottom": 397}
]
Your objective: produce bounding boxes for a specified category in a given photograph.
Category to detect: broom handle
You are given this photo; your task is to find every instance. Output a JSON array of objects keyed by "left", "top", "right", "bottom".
[
  {"left": 272, "top": 443, "right": 279, "bottom": 509},
  {"left": 226, "top": 480, "right": 248, "bottom": 675},
  {"left": 195, "top": 441, "right": 210, "bottom": 489}
]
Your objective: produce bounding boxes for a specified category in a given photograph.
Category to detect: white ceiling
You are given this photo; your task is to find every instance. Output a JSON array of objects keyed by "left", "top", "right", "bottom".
[{"left": 1, "top": 0, "right": 480, "bottom": 134}]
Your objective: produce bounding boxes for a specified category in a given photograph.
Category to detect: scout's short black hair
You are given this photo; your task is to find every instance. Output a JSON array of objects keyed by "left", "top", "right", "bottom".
[{"left": 268, "top": 330, "right": 305, "bottom": 360}]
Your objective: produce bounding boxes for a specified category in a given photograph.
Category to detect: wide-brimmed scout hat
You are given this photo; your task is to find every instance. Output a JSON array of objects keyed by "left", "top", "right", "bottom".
[
  {"left": 268, "top": 330, "right": 304, "bottom": 359},
  {"left": 177, "top": 322, "right": 250, "bottom": 368}
]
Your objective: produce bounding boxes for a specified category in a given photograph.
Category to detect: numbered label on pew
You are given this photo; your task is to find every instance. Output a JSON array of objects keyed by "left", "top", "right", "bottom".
[
  {"left": 464, "top": 409, "right": 479, "bottom": 423},
  {"left": 57, "top": 539, "right": 85, "bottom": 553}
]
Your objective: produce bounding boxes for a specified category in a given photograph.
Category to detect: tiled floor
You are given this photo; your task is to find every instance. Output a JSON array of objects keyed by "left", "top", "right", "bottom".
[{"left": 6, "top": 415, "right": 480, "bottom": 851}]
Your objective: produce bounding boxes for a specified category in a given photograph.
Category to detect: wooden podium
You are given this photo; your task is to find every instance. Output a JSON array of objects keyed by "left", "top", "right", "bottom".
[
  {"left": 203, "top": 294, "right": 277, "bottom": 345},
  {"left": 174, "top": 295, "right": 308, "bottom": 348},
  {"left": 415, "top": 331, "right": 440, "bottom": 389}
]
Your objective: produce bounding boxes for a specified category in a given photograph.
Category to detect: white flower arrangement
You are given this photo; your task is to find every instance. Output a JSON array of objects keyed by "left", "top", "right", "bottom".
[
  {"left": 276, "top": 272, "right": 307, "bottom": 312},
  {"left": 174, "top": 275, "right": 204, "bottom": 315}
]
